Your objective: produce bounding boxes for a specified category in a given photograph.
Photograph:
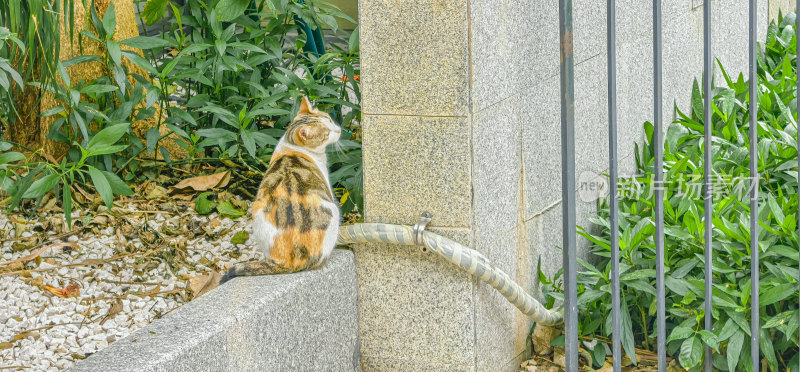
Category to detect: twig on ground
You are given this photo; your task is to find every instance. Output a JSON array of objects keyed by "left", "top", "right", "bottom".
[
  {"left": 0, "top": 248, "right": 158, "bottom": 277},
  {"left": 98, "top": 279, "right": 161, "bottom": 286},
  {"left": 1, "top": 227, "right": 82, "bottom": 244},
  {"left": 0, "top": 242, "right": 79, "bottom": 267}
]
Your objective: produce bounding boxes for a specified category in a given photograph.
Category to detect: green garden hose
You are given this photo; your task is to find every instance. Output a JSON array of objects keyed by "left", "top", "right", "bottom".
[{"left": 337, "top": 222, "right": 564, "bottom": 327}]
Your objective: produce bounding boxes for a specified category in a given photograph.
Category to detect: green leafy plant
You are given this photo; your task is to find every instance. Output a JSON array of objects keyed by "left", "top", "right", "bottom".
[
  {"left": 542, "top": 13, "right": 800, "bottom": 372},
  {"left": 1, "top": 4, "right": 149, "bottom": 225},
  {"left": 1, "top": 0, "right": 363, "bottom": 220},
  {"left": 0, "top": 0, "right": 77, "bottom": 111},
  {"left": 0, "top": 27, "right": 23, "bottom": 128},
  {"left": 134, "top": 0, "right": 363, "bottom": 213}
]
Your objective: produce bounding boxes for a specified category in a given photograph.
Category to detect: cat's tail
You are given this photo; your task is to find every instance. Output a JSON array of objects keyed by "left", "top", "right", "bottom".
[{"left": 219, "top": 258, "right": 295, "bottom": 284}]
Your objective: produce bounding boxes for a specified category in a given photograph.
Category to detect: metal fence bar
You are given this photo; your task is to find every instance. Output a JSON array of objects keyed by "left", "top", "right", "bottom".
[
  {"left": 796, "top": 1, "right": 800, "bottom": 371},
  {"left": 748, "top": 0, "right": 759, "bottom": 370},
  {"left": 558, "top": 1, "right": 578, "bottom": 371},
  {"left": 702, "top": 1, "right": 713, "bottom": 371},
  {"left": 607, "top": 1, "right": 621, "bottom": 371},
  {"left": 652, "top": 0, "right": 667, "bottom": 370}
]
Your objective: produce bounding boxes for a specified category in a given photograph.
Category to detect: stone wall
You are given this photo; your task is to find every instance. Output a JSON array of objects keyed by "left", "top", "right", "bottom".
[
  {"left": 357, "top": 0, "right": 791, "bottom": 370},
  {"left": 68, "top": 250, "right": 359, "bottom": 372}
]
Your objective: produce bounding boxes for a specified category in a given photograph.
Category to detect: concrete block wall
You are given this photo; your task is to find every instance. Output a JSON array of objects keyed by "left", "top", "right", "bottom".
[
  {"left": 67, "top": 250, "right": 359, "bottom": 372},
  {"left": 358, "top": 0, "right": 790, "bottom": 370}
]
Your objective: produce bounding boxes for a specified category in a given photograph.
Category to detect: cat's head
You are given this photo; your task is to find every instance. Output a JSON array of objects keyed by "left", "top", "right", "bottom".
[{"left": 285, "top": 96, "right": 341, "bottom": 152}]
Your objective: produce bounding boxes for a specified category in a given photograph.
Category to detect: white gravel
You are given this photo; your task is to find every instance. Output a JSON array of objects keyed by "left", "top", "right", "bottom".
[{"left": 0, "top": 204, "right": 260, "bottom": 371}]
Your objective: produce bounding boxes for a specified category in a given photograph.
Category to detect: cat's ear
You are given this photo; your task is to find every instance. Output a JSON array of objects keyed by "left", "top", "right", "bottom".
[{"left": 298, "top": 96, "right": 313, "bottom": 115}]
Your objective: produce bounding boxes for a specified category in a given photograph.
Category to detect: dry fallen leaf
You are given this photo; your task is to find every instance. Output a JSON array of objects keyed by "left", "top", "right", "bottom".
[
  {"left": 100, "top": 299, "right": 123, "bottom": 325},
  {"left": 190, "top": 272, "right": 222, "bottom": 299},
  {"left": 44, "top": 282, "right": 80, "bottom": 298},
  {"left": 142, "top": 284, "right": 162, "bottom": 298},
  {"left": 209, "top": 219, "right": 222, "bottom": 229},
  {"left": 595, "top": 361, "right": 614, "bottom": 372},
  {"left": 146, "top": 186, "right": 169, "bottom": 200},
  {"left": 170, "top": 171, "right": 231, "bottom": 193}
]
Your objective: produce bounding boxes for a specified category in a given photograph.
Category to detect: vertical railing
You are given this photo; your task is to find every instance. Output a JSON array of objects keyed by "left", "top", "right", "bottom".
[
  {"left": 702, "top": 1, "right": 713, "bottom": 371},
  {"left": 797, "top": 2, "right": 800, "bottom": 372},
  {"left": 749, "top": 0, "right": 760, "bottom": 370},
  {"left": 558, "top": 0, "right": 578, "bottom": 371},
  {"left": 558, "top": 0, "right": 775, "bottom": 371},
  {"left": 606, "top": 0, "right": 621, "bottom": 371},
  {"left": 652, "top": 1, "right": 667, "bottom": 371}
]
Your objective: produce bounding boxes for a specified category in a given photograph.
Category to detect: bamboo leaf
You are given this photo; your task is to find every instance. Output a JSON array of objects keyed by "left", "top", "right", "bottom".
[
  {"left": 22, "top": 172, "right": 60, "bottom": 199},
  {"left": 87, "top": 166, "right": 113, "bottom": 210}
]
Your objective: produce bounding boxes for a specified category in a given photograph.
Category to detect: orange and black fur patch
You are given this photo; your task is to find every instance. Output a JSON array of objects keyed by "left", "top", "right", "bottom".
[{"left": 221, "top": 97, "right": 340, "bottom": 284}]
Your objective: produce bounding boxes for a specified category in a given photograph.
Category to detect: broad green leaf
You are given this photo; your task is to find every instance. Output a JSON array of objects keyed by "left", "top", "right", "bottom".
[
  {"left": 195, "top": 192, "right": 215, "bottom": 215},
  {"left": 231, "top": 231, "right": 249, "bottom": 245},
  {"left": 697, "top": 330, "right": 719, "bottom": 351},
  {"left": 7, "top": 165, "right": 44, "bottom": 210},
  {"left": 577, "top": 289, "right": 606, "bottom": 306},
  {"left": 63, "top": 185, "right": 73, "bottom": 229},
  {"left": 620, "top": 296, "right": 637, "bottom": 365},
  {"left": 120, "top": 36, "right": 174, "bottom": 50},
  {"left": 717, "top": 319, "right": 738, "bottom": 341},
  {"left": 217, "top": 200, "right": 245, "bottom": 218},
  {"left": 196, "top": 128, "right": 238, "bottom": 142},
  {"left": 691, "top": 79, "right": 704, "bottom": 119},
  {"left": 241, "top": 129, "right": 257, "bottom": 158},
  {"left": 666, "top": 123, "right": 689, "bottom": 152},
  {"left": 142, "top": 0, "right": 169, "bottom": 25},
  {"left": 100, "top": 170, "right": 133, "bottom": 196},
  {"left": 81, "top": 84, "right": 118, "bottom": 95},
  {"left": 22, "top": 172, "right": 60, "bottom": 199},
  {"left": 102, "top": 3, "right": 116, "bottom": 36},
  {"left": 87, "top": 144, "right": 129, "bottom": 157},
  {"left": 625, "top": 280, "right": 656, "bottom": 296},
  {"left": 87, "top": 123, "right": 130, "bottom": 151},
  {"left": 767, "top": 195, "right": 785, "bottom": 226},
  {"left": 550, "top": 335, "right": 565, "bottom": 346},
  {"left": 679, "top": 336, "right": 703, "bottom": 368},
  {"left": 761, "top": 283, "right": 796, "bottom": 306},
  {"left": 0, "top": 61, "right": 22, "bottom": 87},
  {"left": 666, "top": 326, "right": 694, "bottom": 344},
  {"left": 763, "top": 310, "right": 796, "bottom": 328},
  {"left": 166, "top": 107, "right": 198, "bottom": 126},
  {"left": 665, "top": 276, "right": 691, "bottom": 296},
  {"left": 87, "top": 166, "right": 113, "bottom": 210},
  {"left": 621, "top": 269, "right": 656, "bottom": 281},
  {"left": 0, "top": 69, "right": 9, "bottom": 90},
  {"left": 760, "top": 328, "right": 778, "bottom": 371},
  {"left": 727, "top": 331, "right": 744, "bottom": 372},
  {"left": 122, "top": 51, "right": 159, "bottom": 76},
  {"left": 0, "top": 152, "right": 25, "bottom": 165},
  {"left": 106, "top": 40, "right": 122, "bottom": 67},
  {"left": 348, "top": 25, "right": 359, "bottom": 54},
  {"left": 215, "top": 0, "right": 250, "bottom": 22},
  {"left": 146, "top": 127, "right": 160, "bottom": 156}
]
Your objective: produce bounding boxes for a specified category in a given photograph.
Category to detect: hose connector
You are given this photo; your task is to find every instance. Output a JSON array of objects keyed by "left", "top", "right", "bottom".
[{"left": 413, "top": 212, "right": 432, "bottom": 252}]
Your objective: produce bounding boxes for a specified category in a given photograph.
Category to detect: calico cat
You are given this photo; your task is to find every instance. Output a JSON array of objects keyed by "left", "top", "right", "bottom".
[{"left": 220, "top": 96, "right": 341, "bottom": 283}]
